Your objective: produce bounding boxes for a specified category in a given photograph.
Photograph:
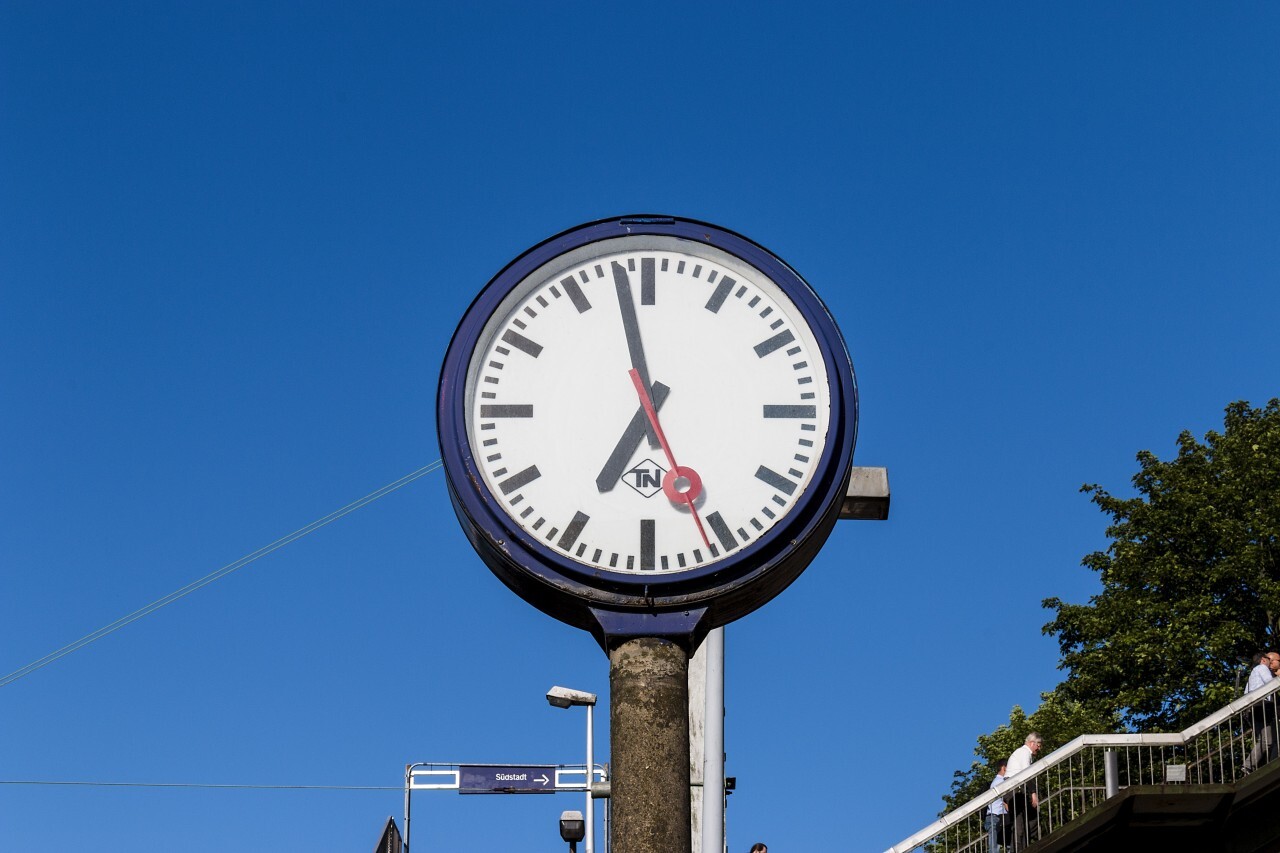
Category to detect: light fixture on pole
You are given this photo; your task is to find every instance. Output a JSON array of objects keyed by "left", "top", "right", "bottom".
[{"left": 547, "top": 686, "right": 597, "bottom": 853}]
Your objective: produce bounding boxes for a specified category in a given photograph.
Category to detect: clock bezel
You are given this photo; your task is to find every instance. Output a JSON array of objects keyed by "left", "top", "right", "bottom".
[{"left": 437, "top": 215, "right": 858, "bottom": 635}]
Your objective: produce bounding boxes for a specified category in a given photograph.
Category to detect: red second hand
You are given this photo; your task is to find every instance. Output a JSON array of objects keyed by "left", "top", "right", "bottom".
[{"left": 628, "top": 368, "right": 712, "bottom": 549}]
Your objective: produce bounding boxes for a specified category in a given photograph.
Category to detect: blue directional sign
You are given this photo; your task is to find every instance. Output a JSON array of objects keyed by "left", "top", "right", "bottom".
[{"left": 459, "top": 764, "right": 556, "bottom": 794}]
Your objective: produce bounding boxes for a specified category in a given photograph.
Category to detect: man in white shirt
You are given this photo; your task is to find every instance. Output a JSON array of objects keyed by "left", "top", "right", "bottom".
[
  {"left": 1244, "top": 651, "right": 1280, "bottom": 772},
  {"left": 1006, "top": 733, "right": 1042, "bottom": 850}
]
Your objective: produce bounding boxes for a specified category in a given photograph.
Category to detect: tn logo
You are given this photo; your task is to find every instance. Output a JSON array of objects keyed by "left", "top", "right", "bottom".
[{"left": 623, "top": 459, "right": 667, "bottom": 498}]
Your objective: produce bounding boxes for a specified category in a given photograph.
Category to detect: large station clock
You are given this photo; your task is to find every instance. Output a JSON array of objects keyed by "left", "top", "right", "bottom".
[{"left": 438, "top": 216, "right": 857, "bottom": 649}]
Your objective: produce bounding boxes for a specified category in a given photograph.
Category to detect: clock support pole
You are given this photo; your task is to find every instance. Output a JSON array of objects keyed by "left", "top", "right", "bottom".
[{"left": 610, "top": 636, "right": 693, "bottom": 853}]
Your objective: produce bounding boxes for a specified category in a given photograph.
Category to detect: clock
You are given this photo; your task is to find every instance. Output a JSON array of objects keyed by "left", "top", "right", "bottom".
[{"left": 438, "top": 216, "right": 857, "bottom": 649}]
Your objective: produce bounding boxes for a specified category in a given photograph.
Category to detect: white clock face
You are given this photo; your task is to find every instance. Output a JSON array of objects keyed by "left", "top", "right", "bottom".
[{"left": 464, "top": 235, "right": 832, "bottom": 575}]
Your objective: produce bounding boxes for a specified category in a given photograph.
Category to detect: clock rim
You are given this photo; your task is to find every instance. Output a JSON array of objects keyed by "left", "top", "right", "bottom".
[{"left": 437, "top": 215, "right": 858, "bottom": 621}]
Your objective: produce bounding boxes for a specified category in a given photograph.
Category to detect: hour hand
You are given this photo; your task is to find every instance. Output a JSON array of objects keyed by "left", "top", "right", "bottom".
[{"left": 596, "top": 381, "right": 670, "bottom": 492}]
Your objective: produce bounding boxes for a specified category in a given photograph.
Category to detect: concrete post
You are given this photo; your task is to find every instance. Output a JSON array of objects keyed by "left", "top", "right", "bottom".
[{"left": 610, "top": 637, "right": 693, "bottom": 853}]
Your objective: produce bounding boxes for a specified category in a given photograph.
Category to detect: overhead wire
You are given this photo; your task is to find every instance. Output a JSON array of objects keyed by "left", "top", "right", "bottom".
[
  {"left": 0, "top": 780, "right": 398, "bottom": 791},
  {"left": 0, "top": 459, "right": 444, "bottom": 689}
]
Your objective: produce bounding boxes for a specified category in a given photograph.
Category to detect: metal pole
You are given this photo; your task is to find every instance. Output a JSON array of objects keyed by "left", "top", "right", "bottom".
[
  {"left": 587, "top": 702, "right": 595, "bottom": 853},
  {"left": 1104, "top": 750, "right": 1119, "bottom": 798},
  {"left": 610, "top": 637, "right": 692, "bottom": 853},
  {"left": 700, "top": 628, "right": 725, "bottom": 853},
  {"left": 403, "top": 764, "right": 412, "bottom": 853}
]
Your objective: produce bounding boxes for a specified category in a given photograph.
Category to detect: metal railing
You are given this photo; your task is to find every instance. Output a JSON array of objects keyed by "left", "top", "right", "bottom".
[{"left": 885, "top": 676, "right": 1280, "bottom": 852}]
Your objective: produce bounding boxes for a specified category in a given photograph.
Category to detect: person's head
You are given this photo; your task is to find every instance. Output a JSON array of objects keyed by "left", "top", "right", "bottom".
[
  {"left": 750, "top": 844, "right": 768, "bottom": 853},
  {"left": 1268, "top": 652, "right": 1280, "bottom": 673},
  {"left": 994, "top": 759, "right": 1008, "bottom": 776},
  {"left": 1254, "top": 651, "right": 1270, "bottom": 666},
  {"left": 1026, "top": 732, "right": 1044, "bottom": 754}
]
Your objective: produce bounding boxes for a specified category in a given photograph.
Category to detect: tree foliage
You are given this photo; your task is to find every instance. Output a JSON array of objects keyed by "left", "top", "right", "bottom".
[
  {"left": 1045, "top": 399, "right": 1280, "bottom": 731},
  {"left": 944, "top": 399, "right": 1280, "bottom": 812}
]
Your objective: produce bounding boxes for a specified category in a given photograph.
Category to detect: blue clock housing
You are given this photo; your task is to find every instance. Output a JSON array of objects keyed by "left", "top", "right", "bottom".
[{"left": 437, "top": 216, "right": 858, "bottom": 651}]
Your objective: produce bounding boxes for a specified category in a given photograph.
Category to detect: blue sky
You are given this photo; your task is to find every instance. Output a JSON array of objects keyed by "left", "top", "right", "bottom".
[{"left": 3, "top": 3, "right": 1278, "bottom": 851}]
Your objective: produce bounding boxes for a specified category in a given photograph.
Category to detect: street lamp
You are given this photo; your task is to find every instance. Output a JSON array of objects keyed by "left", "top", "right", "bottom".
[
  {"left": 547, "top": 685, "right": 597, "bottom": 853},
  {"left": 559, "top": 810, "right": 586, "bottom": 853}
]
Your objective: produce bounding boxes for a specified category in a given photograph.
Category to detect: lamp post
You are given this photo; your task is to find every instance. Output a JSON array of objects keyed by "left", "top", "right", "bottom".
[{"left": 547, "top": 686, "right": 597, "bottom": 853}]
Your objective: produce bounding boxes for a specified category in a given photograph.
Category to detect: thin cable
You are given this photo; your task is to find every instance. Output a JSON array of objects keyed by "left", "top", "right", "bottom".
[
  {"left": 0, "top": 460, "right": 443, "bottom": 689},
  {"left": 0, "top": 780, "right": 398, "bottom": 790}
]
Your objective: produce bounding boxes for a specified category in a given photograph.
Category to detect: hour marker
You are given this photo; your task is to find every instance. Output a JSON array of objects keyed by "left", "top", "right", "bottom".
[
  {"left": 641, "top": 258, "right": 656, "bottom": 305},
  {"left": 763, "top": 405, "right": 816, "bottom": 418},
  {"left": 502, "top": 330, "right": 543, "bottom": 358},
  {"left": 755, "top": 465, "right": 797, "bottom": 495},
  {"left": 640, "top": 520, "right": 655, "bottom": 570},
  {"left": 558, "top": 511, "right": 590, "bottom": 551},
  {"left": 754, "top": 330, "right": 795, "bottom": 357},
  {"left": 560, "top": 276, "right": 592, "bottom": 313},
  {"left": 706, "top": 512, "right": 737, "bottom": 554},
  {"left": 499, "top": 465, "right": 541, "bottom": 495},
  {"left": 480, "top": 404, "right": 533, "bottom": 418},
  {"left": 705, "top": 277, "right": 735, "bottom": 313}
]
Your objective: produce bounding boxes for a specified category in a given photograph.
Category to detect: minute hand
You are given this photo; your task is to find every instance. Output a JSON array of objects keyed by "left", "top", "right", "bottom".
[{"left": 612, "top": 261, "right": 658, "bottom": 448}]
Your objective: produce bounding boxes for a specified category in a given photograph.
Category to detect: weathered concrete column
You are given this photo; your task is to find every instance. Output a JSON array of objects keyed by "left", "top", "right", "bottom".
[{"left": 610, "top": 637, "right": 692, "bottom": 853}]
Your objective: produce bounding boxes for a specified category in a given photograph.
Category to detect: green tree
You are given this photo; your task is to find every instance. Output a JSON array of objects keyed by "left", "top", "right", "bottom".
[
  {"left": 1045, "top": 399, "right": 1280, "bottom": 732},
  {"left": 944, "top": 399, "right": 1280, "bottom": 812}
]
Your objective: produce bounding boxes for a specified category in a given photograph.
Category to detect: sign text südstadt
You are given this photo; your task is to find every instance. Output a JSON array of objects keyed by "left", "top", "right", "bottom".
[{"left": 459, "top": 764, "right": 555, "bottom": 794}]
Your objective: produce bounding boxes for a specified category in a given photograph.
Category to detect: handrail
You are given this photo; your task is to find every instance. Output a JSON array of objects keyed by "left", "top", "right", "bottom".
[{"left": 884, "top": 676, "right": 1280, "bottom": 853}]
